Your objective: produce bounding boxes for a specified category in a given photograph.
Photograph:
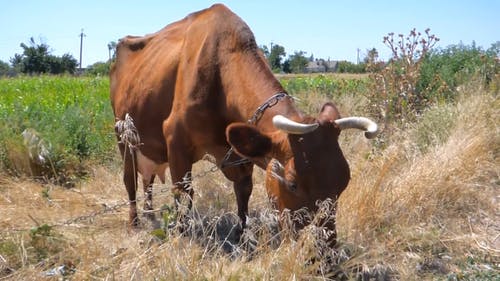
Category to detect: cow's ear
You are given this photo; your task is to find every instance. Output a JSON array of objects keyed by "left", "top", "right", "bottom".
[{"left": 226, "top": 123, "right": 272, "bottom": 158}]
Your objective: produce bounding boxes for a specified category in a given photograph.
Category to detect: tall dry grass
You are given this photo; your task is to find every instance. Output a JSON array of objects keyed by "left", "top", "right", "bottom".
[
  {"left": 338, "top": 81, "right": 499, "bottom": 279},
  {"left": 0, "top": 80, "right": 498, "bottom": 280}
]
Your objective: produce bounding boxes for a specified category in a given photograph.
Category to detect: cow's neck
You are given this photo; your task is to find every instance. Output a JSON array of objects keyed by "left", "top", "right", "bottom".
[
  {"left": 222, "top": 53, "right": 303, "bottom": 131},
  {"left": 221, "top": 52, "right": 306, "bottom": 169}
]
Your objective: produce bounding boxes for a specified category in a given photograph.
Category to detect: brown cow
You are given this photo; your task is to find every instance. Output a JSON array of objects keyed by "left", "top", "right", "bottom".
[{"left": 110, "top": 4, "right": 378, "bottom": 240}]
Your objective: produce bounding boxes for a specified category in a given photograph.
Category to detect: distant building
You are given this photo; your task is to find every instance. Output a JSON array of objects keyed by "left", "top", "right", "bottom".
[
  {"left": 305, "top": 59, "right": 338, "bottom": 73},
  {"left": 305, "top": 60, "right": 325, "bottom": 73}
]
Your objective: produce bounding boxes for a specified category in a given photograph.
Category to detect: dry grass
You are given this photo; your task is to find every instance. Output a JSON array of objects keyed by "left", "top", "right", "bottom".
[
  {"left": 1, "top": 81, "right": 498, "bottom": 280},
  {"left": 338, "top": 82, "right": 499, "bottom": 279}
]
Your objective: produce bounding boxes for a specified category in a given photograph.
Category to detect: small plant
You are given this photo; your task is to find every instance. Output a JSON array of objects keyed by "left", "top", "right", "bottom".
[
  {"left": 368, "top": 28, "right": 439, "bottom": 124},
  {"left": 41, "top": 186, "right": 51, "bottom": 200},
  {"left": 29, "top": 224, "right": 63, "bottom": 261},
  {"left": 150, "top": 228, "right": 167, "bottom": 241},
  {"left": 0, "top": 239, "right": 20, "bottom": 274},
  {"left": 161, "top": 204, "right": 177, "bottom": 227}
]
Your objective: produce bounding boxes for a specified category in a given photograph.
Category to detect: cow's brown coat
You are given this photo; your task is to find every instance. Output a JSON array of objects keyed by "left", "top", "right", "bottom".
[{"left": 111, "top": 4, "right": 368, "bottom": 242}]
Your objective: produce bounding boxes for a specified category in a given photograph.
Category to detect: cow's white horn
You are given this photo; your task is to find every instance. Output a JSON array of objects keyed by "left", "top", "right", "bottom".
[
  {"left": 334, "top": 117, "right": 378, "bottom": 139},
  {"left": 272, "top": 115, "right": 319, "bottom": 134}
]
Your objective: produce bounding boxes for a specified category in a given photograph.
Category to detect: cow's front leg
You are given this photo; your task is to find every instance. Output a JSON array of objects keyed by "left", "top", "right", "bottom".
[
  {"left": 169, "top": 158, "right": 193, "bottom": 232},
  {"left": 142, "top": 175, "right": 155, "bottom": 221},
  {"left": 233, "top": 175, "right": 253, "bottom": 229},
  {"left": 164, "top": 122, "right": 195, "bottom": 229},
  {"left": 221, "top": 162, "right": 254, "bottom": 229},
  {"left": 166, "top": 140, "right": 194, "bottom": 211},
  {"left": 172, "top": 170, "right": 193, "bottom": 211}
]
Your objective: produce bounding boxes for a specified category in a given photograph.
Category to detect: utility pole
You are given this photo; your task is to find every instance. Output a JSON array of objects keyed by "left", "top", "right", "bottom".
[
  {"left": 79, "top": 29, "right": 86, "bottom": 71},
  {"left": 357, "top": 48, "right": 360, "bottom": 64}
]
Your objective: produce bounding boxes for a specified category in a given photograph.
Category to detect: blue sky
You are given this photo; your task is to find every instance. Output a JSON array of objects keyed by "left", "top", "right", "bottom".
[{"left": 1, "top": 1, "right": 498, "bottom": 67}]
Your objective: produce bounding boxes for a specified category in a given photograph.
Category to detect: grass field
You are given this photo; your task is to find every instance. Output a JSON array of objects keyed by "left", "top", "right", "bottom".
[
  {"left": 0, "top": 75, "right": 498, "bottom": 280},
  {"left": 0, "top": 76, "right": 116, "bottom": 185}
]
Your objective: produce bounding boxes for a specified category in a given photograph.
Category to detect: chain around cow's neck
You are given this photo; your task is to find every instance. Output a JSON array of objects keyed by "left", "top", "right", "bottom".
[
  {"left": 247, "top": 92, "right": 291, "bottom": 125},
  {"left": 221, "top": 92, "right": 292, "bottom": 168}
]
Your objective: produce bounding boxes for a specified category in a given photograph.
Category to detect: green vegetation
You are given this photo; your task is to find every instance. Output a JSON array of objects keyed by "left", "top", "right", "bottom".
[
  {"left": 0, "top": 76, "right": 115, "bottom": 184},
  {"left": 368, "top": 29, "right": 498, "bottom": 126},
  {"left": 418, "top": 41, "right": 500, "bottom": 100},
  {"left": 9, "top": 37, "right": 78, "bottom": 75},
  {"left": 280, "top": 74, "right": 369, "bottom": 98},
  {"left": 85, "top": 61, "right": 112, "bottom": 76},
  {"left": 337, "top": 60, "right": 367, "bottom": 73}
]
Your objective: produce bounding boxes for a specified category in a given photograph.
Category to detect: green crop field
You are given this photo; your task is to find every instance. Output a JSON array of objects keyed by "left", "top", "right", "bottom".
[{"left": 0, "top": 76, "right": 115, "bottom": 183}]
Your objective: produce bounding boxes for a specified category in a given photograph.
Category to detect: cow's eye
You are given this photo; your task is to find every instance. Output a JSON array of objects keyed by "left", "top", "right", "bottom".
[{"left": 287, "top": 181, "right": 297, "bottom": 192}]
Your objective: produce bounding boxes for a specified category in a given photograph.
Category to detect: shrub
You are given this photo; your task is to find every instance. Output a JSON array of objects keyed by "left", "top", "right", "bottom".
[
  {"left": 418, "top": 42, "right": 500, "bottom": 101},
  {"left": 337, "top": 61, "right": 366, "bottom": 73},
  {"left": 367, "top": 28, "right": 440, "bottom": 124},
  {"left": 85, "top": 61, "right": 112, "bottom": 76}
]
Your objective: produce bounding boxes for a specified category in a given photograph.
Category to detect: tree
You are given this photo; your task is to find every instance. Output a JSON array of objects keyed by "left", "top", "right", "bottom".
[
  {"left": 47, "top": 53, "right": 78, "bottom": 75},
  {"left": 0, "top": 60, "right": 13, "bottom": 76},
  {"left": 59, "top": 54, "right": 78, "bottom": 74},
  {"left": 13, "top": 37, "right": 51, "bottom": 74},
  {"left": 364, "top": 48, "right": 379, "bottom": 64},
  {"left": 267, "top": 44, "right": 286, "bottom": 72},
  {"left": 259, "top": 45, "right": 269, "bottom": 58},
  {"left": 11, "top": 37, "right": 77, "bottom": 75},
  {"left": 287, "top": 51, "right": 309, "bottom": 73},
  {"left": 337, "top": 61, "right": 366, "bottom": 73},
  {"left": 365, "top": 48, "right": 385, "bottom": 72}
]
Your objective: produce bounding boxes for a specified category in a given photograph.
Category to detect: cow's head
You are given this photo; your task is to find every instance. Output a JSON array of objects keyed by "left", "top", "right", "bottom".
[{"left": 226, "top": 102, "right": 378, "bottom": 232}]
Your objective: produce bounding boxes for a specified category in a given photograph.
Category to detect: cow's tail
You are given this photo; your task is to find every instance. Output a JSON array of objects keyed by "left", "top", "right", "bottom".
[{"left": 115, "top": 113, "right": 142, "bottom": 151}]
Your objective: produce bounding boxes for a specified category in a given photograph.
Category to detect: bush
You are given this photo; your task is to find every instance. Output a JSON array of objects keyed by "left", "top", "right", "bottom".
[
  {"left": 418, "top": 42, "right": 499, "bottom": 101},
  {"left": 368, "top": 29, "right": 499, "bottom": 128},
  {"left": 85, "top": 61, "right": 112, "bottom": 76},
  {"left": 337, "top": 61, "right": 366, "bottom": 73}
]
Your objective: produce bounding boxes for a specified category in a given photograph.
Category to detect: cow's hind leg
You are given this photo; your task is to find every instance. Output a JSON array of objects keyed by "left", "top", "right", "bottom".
[{"left": 122, "top": 147, "right": 140, "bottom": 228}]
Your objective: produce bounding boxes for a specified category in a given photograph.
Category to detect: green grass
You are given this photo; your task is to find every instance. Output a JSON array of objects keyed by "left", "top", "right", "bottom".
[
  {"left": 279, "top": 73, "right": 369, "bottom": 99},
  {"left": 0, "top": 76, "right": 115, "bottom": 182}
]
